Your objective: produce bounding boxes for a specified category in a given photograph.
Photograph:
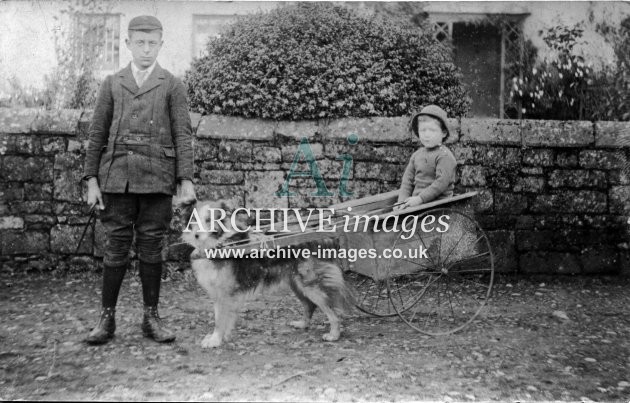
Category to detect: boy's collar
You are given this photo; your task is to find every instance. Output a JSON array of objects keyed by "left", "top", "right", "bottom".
[{"left": 131, "top": 60, "right": 157, "bottom": 76}]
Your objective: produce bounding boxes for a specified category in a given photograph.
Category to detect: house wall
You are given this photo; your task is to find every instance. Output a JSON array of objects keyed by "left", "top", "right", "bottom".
[
  {"left": 2, "top": 1, "right": 628, "bottom": 96},
  {"left": 0, "top": 0, "right": 279, "bottom": 92},
  {"left": 425, "top": 1, "right": 630, "bottom": 69},
  {"left": 1, "top": 107, "right": 628, "bottom": 275}
]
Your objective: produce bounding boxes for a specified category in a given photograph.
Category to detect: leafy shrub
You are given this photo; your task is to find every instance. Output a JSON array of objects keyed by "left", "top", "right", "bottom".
[
  {"left": 185, "top": 3, "right": 470, "bottom": 119},
  {"left": 511, "top": 22, "right": 629, "bottom": 121}
]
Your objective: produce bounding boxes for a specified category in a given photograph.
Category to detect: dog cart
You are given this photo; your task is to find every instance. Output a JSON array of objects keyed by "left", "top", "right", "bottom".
[
  {"left": 221, "top": 190, "right": 495, "bottom": 336},
  {"left": 332, "top": 190, "right": 495, "bottom": 336}
]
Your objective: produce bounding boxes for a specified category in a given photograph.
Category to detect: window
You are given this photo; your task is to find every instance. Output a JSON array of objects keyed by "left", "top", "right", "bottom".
[
  {"left": 432, "top": 22, "right": 452, "bottom": 42},
  {"left": 75, "top": 13, "right": 120, "bottom": 71},
  {"left": 192, "top": 14, "right": 237, "bottom": 57}
]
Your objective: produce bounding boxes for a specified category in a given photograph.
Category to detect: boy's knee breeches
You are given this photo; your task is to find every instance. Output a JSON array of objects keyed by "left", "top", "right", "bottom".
[{"left": 100, "top": 193, "right": 173, "bottom": 266}]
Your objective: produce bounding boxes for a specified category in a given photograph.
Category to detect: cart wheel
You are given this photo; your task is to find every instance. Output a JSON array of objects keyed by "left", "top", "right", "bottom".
[
  {"left": 386, "top": 208, "right": 494, "bottom": 335},
  {"left": 344, "top": 271, "right": 399, "bottom": 317}
]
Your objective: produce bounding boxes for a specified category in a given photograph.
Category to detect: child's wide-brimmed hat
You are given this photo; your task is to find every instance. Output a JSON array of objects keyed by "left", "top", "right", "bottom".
[
  {"left": 128, "top": 15, "right": 163, "bottom": 31},
  {"left": 409, "top": 104, "right": 450, "bottom": 140}
]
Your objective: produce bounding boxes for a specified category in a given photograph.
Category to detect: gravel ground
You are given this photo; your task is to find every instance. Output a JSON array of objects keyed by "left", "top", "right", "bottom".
[{"left": 1, "top": 270, "right": 629, "bottom": 402}]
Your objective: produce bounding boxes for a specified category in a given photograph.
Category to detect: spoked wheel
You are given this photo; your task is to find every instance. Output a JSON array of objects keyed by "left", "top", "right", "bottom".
[
  {"left": 386, "top": 208, "right": 494, "bottom": 335},
  {"left": 344, "top": 271, "right": 399, "bottom": 317}
]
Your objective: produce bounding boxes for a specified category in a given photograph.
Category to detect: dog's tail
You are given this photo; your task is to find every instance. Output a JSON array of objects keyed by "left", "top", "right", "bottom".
[{"left": 313, "top": 260, "right": 356, "bottom": 315}]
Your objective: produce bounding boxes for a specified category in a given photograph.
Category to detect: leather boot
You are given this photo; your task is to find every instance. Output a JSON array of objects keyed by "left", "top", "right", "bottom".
[
  {"left": 85, "top": 307, "right": 116, "bottom": 345},
  {"left": 142, "top": 306, "right": 176, "bottom": 343}
]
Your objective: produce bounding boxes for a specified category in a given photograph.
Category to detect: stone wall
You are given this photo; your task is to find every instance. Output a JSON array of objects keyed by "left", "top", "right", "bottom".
[{"left": 1, "top": 107, "right": 629, "bottom": 274}]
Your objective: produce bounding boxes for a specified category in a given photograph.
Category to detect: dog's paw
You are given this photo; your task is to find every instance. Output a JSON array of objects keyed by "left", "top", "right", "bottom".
[
  {"left": 288, "top": 320, "right": 309, "bottom": 330},
  {"left": 322, "top": 332, "right": 340, "bottom": 342},
  {"left": 200, "top": 333, "right": 222, "bottom": 348}
]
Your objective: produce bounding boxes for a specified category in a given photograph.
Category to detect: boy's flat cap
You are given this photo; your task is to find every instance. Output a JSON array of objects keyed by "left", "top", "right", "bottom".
[{"left": 128, "top": 15, "right": 163, "bottom": 31}]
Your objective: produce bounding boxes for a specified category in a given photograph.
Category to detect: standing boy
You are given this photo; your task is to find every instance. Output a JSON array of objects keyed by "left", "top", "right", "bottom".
[{"left": 83, "top": 15, "right": 196, "bottom": 345}]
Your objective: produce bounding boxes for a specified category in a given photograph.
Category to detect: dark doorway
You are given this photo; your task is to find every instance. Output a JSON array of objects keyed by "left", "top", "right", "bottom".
[{"left": 452, "top": 22, "right": 502, "bottom": 117}]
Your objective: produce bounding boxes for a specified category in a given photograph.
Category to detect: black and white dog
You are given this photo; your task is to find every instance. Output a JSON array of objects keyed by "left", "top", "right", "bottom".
[{"left": 181, "top": 201, "right": 354, "bottom": 348}]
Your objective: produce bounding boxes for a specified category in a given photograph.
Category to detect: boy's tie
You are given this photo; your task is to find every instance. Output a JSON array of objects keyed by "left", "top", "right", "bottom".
[{"left": 136, "top": 70, "right": 148, "bottom": 88}]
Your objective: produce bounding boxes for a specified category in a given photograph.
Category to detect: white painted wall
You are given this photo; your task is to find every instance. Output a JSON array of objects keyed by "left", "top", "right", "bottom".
[{"left": 1, "top": 1, "right": 628, "bottom": 95}]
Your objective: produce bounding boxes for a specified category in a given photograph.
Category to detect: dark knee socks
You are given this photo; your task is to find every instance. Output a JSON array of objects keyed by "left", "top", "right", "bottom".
[
  {"left": 102, "top": 264, "right": 127, "bottom": 308},
  {"left": 139, "top": 261, "right": 162, "bottom": 307}
]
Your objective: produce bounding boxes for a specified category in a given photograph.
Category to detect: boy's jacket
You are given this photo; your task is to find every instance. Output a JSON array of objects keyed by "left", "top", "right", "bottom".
[{"left": 83, "top": 63, "right": 194, "bottom": 195}]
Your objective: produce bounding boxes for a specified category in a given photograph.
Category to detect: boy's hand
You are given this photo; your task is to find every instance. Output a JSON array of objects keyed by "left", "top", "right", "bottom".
[
  {"left": 176, "top": 179, "right": 196, "bottom": 205},
  {"left": 400, "top": 196, "right": 423, "bottom": 210},
  {"left": 86, "top": 177, "right": 105, "bottom": 210}
]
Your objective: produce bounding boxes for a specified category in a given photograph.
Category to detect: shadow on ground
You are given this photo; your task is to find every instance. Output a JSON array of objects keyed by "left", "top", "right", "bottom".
[{"left": 0, "top": 271, "right": 629, "bottom": 401}]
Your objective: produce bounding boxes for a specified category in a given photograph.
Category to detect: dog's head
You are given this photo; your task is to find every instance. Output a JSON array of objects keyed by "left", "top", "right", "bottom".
[{"left": 181, "top": 200, "right": 250, "bottom": 250}]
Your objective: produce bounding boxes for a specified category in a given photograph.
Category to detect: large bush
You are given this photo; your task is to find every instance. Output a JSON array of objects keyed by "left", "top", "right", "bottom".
[{"left": 185, "top": 3, "right": 470, "bottom": 119}]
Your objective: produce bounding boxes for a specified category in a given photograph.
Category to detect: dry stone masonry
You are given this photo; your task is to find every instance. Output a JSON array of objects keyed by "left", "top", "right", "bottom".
[{"left": 1, "top": 108, "right": 628, "bottom": 274}]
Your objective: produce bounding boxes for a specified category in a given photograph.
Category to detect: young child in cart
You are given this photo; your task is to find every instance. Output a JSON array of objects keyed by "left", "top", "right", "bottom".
[{"left": 395, "top": 105, "right": 457, "bottom": 210}]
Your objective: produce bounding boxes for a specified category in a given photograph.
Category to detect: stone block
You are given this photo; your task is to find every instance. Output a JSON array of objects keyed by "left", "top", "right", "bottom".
[
  {"left": 0, "top": 216, "right": 24, "bottom": 229},
  {"left": 67, "top": 139, "right": 82, "bottom": 152},
  {"left": 199, "top": 169, "right": 245, "bottom": 185},
  {"left": 555, "top": 151, "right": 578, "bottom": 167},
  {"left": 354, "top": 162, "right": 401, "bottom": 182},
  {"left": 41, "top": 137, "right": 66, "bottom": 153},
  {"left": 519, "top": 251, "right": 581, "bottom": 274},
  {"left": 530, "top": 190, "right": 607, "bottom": 213},
  {"left": 459, "top": 165, "right": 486, "bottom": 187},
  {"left": 194, "top": 139, "right": 218, "bottom": 161},
  {"left": 548, "top": 169, "right": 607, "bottom": 188},
  {"left": 523, "top": 149, "right": 554, "bottom": 166},
  {"left": 521, "top": 167, "right": 543, "bottom": 175},
  {"left": 327, "top": 116, "right": 409, "bottom": 143},
  {"left": 485, "top": 167, "right": 518, "bottom": 189},
  {"left": 274, "top": 120, "right": 321, "bottom": 140},
  {"left": 494, "top": 192, "right": 528, "bottom": 214},
  {"left": 0, "top": 107, "right": 39, "bottom": 133},
  {"left": 460, "top": 118, "right": 521, "bottom": 145},
  {"left": 487, "top": 230, "right": 517, "bottom": 272},
  {"left": 579, "top": 149, "right": 626, "bottom": 169},
  {"left": 450, "top": 145, "right": 474, "bottom": 164},
  {"left": 595, "top": 121, "right": 630, "bottom": 148},
  {"left": 609, "top": 186, "right": 630, "bottom": 214},
  {"left": 245, "top": 171, "right": 289, "bottom": 209},
  {"left": 234, "top": 162, "right": 282, "bottom": 171},
  {"left": 8, "top": 201, "right": 52, "bottom": 215},
  {"left": 1, "top": 231, "right": 49, "bottom": 254},
  {"left": 1, "top": 182, "right": 24, "bottom": 201},
  {"left": 324, "top": 143, "right": 411, "bottom": 164},
  {"left": 316, "top": 159, "right": 349, "bottom": 181},
  {"left": 513, "top": 176, "right": 545, "bottom": 193},
  {"left": 51, "top": 224, "right": 92, "bottom": 254},
  {"left": 196, "top": 114, "right": 275, "bottom": 140},
  {"left": 281, "top": 142, "right": 324, "bottom": 162},
  {"left": 24, "top": 215, "right": 57, "bottom": 228},
  {"left": 473, "top": 146, "right": 521, "bottom": 167},
  {"left": 5, "top": 135, "right": 39, "bottom": 154},
  {"left": 24, "top": 183, "right": 53, "bottom": 200},
  {"left": 54, "top": 202, "right": 83, "bottom": 216},
  {"left": 1, "top": 156, "right": 53, "bottom": 182},
  {"left": 53, "top": 153, "right": 83, "bottom": 202},
  {"left": 195, "top": 185, "right": 244, "bottom": 206},
  {"left": 579, "top": 246, "right": 620, "bottom": 274},
  {"left": 31, "top": 109, "right": 81, "bottom": 135},
  {"left": 218, "top": 140, "right": 253, "bottom": 162},
  {"left": 516, "top": 229, "right": 586, "bottom": 252},
  {"left": 522, "top": 120, "right": 593, "bottom": 147},
  {"left": 252, "top": 146, "right": 282, "bottom": 163},
  {"left": 608, "top": 169, "right": 630, "bottom": 185}
]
